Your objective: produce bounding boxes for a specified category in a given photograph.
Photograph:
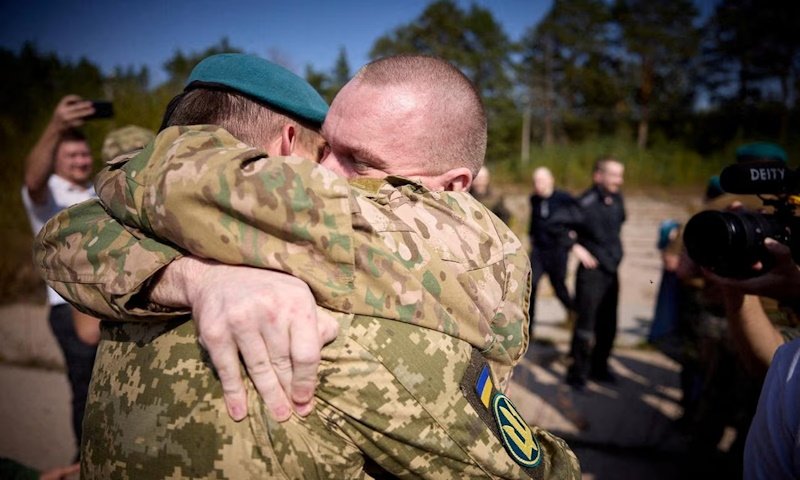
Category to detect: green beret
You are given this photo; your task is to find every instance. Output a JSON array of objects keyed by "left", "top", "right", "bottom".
[
  {"left": 186, "top": 53, "right": 328, "bottom": 125},
  {"left": 735, "top": 142, "right": 788, "bottom": 163}
]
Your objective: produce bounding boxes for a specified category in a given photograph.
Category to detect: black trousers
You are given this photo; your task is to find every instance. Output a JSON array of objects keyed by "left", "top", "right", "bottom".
[
  {"left": 528, "top": 247, "right": 573, "bottom": 330},
  {"left": 567, "top": 266, "right": 619, "bottom": 382},
  {"left": 48, "top": 304, "right": 98, "bottom": 456}
]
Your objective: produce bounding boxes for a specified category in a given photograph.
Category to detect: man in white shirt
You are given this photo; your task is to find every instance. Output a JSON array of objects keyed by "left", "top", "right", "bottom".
[{"left": 21, "top": 95, "right": 101, "bottom": 460}]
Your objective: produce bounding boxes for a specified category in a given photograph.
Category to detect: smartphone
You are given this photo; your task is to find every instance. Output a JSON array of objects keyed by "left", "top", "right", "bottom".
[{"left": 86, "top": 100, "right": 114, "bottom": 120}]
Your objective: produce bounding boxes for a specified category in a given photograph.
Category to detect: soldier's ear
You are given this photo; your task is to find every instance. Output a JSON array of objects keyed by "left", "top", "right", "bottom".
[
  {"left": 279, "top": 124, "right": 297, "bottom": 156},
  {"left": 428, "top": 167, "right": 473, "bottom": 192}
]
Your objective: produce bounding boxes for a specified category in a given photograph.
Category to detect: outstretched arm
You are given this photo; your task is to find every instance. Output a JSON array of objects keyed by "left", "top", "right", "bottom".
[
  {"left": 96, "top": 126, "right": 356, "bottom": 311},
  {"left": 25, "top": 95, "right": 94, "bottom": 203}
]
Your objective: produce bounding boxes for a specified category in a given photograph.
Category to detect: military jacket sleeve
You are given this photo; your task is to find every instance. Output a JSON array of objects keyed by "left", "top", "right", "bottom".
[
  {"left": 95, "top": 125, "right": 356, "bottom": 314},
  {"left": 34, "top": 198, "right": 189, "bottom": 322}
]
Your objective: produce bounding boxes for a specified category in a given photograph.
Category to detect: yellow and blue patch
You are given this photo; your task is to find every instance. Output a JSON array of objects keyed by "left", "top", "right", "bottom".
[
  {"left": 475, "top": 363, "right": 495, "bottom": 408},
  {"left": 493, "top": 392, "right": 542, "bottom": 468},
  {"left": 472, "top": 363, "right": 542, "bottom": 469}
]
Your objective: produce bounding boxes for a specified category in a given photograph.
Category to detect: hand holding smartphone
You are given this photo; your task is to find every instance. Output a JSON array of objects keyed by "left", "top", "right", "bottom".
[{"left": 85, "top": 100, "right": 114, "bottom": 120}]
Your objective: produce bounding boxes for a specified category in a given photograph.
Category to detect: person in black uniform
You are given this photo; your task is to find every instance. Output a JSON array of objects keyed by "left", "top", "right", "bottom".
[
  {"left": 566, "top": 157, "right": 626, "bottom": 389},
  {"left": 528, "top": 166, "right": 577, "bottom": 333}
]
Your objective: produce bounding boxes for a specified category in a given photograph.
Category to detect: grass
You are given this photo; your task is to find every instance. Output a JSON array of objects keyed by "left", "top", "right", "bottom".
[{"left": 492, "top": 137, "right": 731, "bottom": 192}]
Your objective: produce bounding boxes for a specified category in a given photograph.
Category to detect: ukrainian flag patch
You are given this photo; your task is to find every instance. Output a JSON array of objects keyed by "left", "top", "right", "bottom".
[
  {"left": 493, "top": 393, "right": 542, "bottom": 468},
  {"left": 460, "top": 349, "right": 543, "bottom": 478},
  {"left": 475, "top": 364, "right": 494, "bottom": 408}
]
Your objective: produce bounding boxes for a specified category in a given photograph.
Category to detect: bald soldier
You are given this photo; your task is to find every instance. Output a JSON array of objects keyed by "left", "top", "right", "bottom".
[{"left": 36, "top": 54, "right": 579, "bottom": 478}]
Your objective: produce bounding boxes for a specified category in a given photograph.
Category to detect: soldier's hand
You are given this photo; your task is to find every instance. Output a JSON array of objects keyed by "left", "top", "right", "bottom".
[
  {"left": 51, "top": 95, "right": 94, "bottom": 130},
  {"left": 153, "top": 257, "right": 339, "bottom": 422}
]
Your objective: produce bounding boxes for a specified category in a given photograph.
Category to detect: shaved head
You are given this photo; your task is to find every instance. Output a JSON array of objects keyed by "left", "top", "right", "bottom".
[
  {"left": 532, "top": 166, "right": 554, "bottom": 197},
  {"left": 352, "top": 55, "right": 487, "bottom": 176}
]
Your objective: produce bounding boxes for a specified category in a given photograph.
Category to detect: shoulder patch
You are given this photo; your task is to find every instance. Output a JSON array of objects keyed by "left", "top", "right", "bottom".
[
  {"left": 493, "top": 393, "right": 542, "bottom": 468},
  {"left": 460, "top": 349, "right": 543, "bottom": 478}
]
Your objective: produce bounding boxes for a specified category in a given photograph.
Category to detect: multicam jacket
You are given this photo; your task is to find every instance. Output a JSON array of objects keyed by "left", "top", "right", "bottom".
[{"left": 38, "top": 124, "right": 532, "bottom": 387}]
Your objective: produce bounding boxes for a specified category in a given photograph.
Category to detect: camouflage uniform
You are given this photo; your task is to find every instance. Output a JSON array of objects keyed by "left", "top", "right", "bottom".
[
  {"left": 101, "top": 125, "right": 156, "bottom": 163},
  {"left": 35, "top": 125, "right": 580, "bottom": 479}
]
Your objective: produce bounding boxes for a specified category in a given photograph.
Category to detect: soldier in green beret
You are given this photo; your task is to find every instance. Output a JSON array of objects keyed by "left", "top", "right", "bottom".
[{"left": 36, "top": 54, "right": 580, "bottom": 479}]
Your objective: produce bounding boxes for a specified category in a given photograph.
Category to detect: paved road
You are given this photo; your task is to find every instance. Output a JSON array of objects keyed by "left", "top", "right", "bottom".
[{"left": 0, "top": 304, "right": 76, "bottom": 472}]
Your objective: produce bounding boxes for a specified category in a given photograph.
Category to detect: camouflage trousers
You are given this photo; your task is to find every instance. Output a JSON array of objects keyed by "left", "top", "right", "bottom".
[{"left": 81, "top": 313, "right": 579, "bottom": 479}]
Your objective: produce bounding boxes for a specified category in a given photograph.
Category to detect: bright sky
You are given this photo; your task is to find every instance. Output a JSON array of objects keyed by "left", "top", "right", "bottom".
[{"left": 0, "top": 0, "right": 551, "bottom": 86}]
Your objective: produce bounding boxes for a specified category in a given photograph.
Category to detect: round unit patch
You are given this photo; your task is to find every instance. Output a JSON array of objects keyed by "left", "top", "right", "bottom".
[{"left": 492, "top": 393, "right": 542, "bottom": 468}]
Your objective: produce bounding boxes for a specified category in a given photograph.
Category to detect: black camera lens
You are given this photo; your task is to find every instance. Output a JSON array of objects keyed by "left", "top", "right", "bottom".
[{"left": 683, "top": 210, "right": 780, "bottom": 278}]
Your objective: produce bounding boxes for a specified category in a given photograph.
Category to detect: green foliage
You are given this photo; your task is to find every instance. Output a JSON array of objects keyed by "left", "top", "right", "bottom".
[
  {"left": 304, "top": 47, "right": 351, "bottom": 104},
  {"left": 518, "top": 0, "right": 624, "bottom": 146},
  {"left": 161, "top": 37, "right": 241, "bottom": 92},
  {"left": 613, "top": 0, "right": 700, "bottom": 148},
  {"left": 492, "top": 136, "right": 731, "bottom": 192},
  {"left": 370, "top": 0, "right": 519, "bottom": 161}
]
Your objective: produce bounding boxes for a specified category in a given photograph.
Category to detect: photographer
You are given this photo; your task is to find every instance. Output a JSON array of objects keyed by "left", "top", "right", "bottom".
[
  {"left": 684, "top": 142, "right": 800, "bottom": 373},
  {"left": 706, "top": 239, "right": 799, "bottom": 373},
  {"left": 705, "top": 240, "right": 800, "bottom": 480},
  {"left": 683, "top": 142, "right": 800, "bottom": 479},
  {"left": 21, "top": 95, "right": 102, "bottom": 460}
]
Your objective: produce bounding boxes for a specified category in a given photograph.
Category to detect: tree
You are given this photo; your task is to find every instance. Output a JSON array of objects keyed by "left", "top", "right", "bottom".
[
  {"left": 613, "top": 0, "right": 700, "bottom": 149},
  {"left": 106, "top": 65, "right": 163, "bottom": 133},
  {"left": 162, "top": 37, "right": 241, "bottom": 92},
  {"left": 332, "top": 47, "right": 351, "bottom": 91},
  {"left": 701, "top": 0, "right": 800, "bottom": 142},
  {"left": 519, "top": 0, "right": 622, "bottom": 147},
  {"left": 304, "top": 47, "right": 351, "bottom": 104},
  {"left": 370, "top": 0, "right": 519, "bottom": 162}
]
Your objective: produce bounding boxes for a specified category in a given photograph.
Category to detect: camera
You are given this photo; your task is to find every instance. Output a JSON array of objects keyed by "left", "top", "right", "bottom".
[{"left": 683, "top": 159, "right": 800, "bottom": 278}]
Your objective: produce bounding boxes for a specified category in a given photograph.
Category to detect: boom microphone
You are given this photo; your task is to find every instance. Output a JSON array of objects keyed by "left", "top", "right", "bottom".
[{"left": 719, "top": 161, "right": 796, "bottom": 195}]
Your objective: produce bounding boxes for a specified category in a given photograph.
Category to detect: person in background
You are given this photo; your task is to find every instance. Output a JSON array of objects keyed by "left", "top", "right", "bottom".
[
  {"left": 566, "top": 157, "right": 626, "bottom": 389},
  {"left": 100, "top": 124, "right": 155, "bottom": 164},
  {"left": 20, "top": 96, "right": 101, "bottom": 459},
  {"left": 648, "top": 217, "right": 682, "bottom": 351},
  {"left": 527, "top": 166, "right": 577, "bottom": 333},
  {"left": 470, "top": 165, "right": 511, "bottom": 224},
  {"left": 676, "top": 143, "right": 798, "bottom": 477},
  {"left": 707, "top": 239, "right": 800, "bottom": 480}
]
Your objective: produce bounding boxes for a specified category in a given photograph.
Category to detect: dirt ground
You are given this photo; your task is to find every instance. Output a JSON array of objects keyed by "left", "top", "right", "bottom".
[{"left": 0, "top": 192, "right": 697, "bottom": 478}]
